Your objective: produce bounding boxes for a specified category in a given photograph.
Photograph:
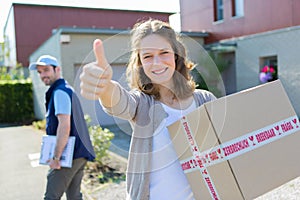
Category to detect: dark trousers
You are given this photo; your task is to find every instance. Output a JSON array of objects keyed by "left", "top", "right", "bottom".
[{"left": 44, "top": 158, "right": 87, "bottom": 200}]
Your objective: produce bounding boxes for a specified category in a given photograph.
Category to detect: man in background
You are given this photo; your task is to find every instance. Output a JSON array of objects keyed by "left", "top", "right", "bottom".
[{"left": 29, "top": 55, "right": 95, "bottom": 200}]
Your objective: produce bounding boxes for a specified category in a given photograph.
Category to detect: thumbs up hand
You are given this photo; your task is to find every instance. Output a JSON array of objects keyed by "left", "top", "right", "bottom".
[{"left": 80, "top": 39, "right": 113, "bottom": 100}]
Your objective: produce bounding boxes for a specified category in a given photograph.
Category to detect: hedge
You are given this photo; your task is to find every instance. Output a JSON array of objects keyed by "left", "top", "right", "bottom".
[{"left": 0, "top": 79, "right": 35, "bottom": 124}]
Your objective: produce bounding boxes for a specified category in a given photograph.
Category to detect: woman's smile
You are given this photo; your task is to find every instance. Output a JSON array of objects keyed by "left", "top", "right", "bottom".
[{"left": 152, "top": 67, "right": 168, "bottom": 75}]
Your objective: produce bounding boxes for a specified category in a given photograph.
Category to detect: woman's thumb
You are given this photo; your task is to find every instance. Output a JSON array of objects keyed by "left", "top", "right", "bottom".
[{"left": 93, "top": 39, "right": 109, "bottom": 69}]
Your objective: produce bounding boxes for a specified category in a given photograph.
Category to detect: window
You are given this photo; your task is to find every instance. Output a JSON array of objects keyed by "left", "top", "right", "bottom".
[
  {"left": 232, "top": 0, "right": 244, "bottom": 17},
  {"left": 214, "top": 0, "right": 224, "bottom": 21},
  {"left": 259, "top": 56, "right": 278, "bottom": 83}
]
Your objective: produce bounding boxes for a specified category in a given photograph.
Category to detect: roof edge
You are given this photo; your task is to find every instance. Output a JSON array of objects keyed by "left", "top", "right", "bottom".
[
  {"left": 11, "top": 2, "right": 176, "bottom": 14},
  {"left": 54, "top": 27, "right": 130, "bottom": 35},
  {"left": 180, "top": 31, "right": 209, "bottom": 38}
]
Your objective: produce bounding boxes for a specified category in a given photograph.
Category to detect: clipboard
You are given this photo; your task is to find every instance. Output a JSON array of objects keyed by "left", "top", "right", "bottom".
[{"left": 39, "top": 135, "right": 76, "bottom": 168}]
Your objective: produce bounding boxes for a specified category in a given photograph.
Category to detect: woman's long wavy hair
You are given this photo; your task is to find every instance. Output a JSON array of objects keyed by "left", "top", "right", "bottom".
[{"left": 126, "top": 19, "right": 196, "bottom": 100}]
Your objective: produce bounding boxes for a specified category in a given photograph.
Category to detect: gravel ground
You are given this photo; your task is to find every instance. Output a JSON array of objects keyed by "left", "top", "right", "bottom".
[
  {"left": 85, "top": 181, "right": 126, "bottom": 200},
  {"left": 255, "top": 176, "right": 300, "bottom": 200},
  {"left": 82, "top": 151, "right": 127, "bottom": 200},
  {"left": 84, "top": 171, "right": 300, "bottom": 200}
]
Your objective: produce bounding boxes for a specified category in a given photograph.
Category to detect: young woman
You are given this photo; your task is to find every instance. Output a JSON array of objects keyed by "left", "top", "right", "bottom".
[{"left": 80, "top": 19, "right": 216, "bottom": 200}]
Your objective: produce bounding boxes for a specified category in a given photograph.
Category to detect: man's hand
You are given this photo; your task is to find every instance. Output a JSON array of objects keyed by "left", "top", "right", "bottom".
[
  {"left": 47, "top": 158, "right": 61, "bottom": 169},
  {"left": 80, "top": 39, "right": 113, "bottom": 100}
]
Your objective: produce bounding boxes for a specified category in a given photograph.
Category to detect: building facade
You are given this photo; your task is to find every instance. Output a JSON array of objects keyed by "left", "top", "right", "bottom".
[
  {"left": 180, "top": 0, "right": 300, "bottom": 116},
  {"left": 180, "top": 0, "right": 300, "bottom": 43},
  {"left": 3, "top": 3, "right": 172, "bottom": 68}
]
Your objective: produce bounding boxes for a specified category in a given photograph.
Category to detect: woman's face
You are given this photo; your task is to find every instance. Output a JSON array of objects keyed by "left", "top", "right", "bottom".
[{"left": 139, "top": 34, "right": 176, "bottom": 88}]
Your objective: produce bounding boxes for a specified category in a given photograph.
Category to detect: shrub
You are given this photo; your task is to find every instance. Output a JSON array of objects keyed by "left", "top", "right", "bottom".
[
  {"left": 32, "top": 119, "right": 46, "bottom": 131},
  {"left": 85, "top": 115, "right": 115, "bottom": 167},
  {"left": 0, "top": 79, "right": 34, "bottom": 124}
]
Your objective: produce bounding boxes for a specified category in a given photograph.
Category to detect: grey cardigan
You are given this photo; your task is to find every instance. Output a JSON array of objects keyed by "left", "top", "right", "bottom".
[{"left": 104, "top": 83, "right": 216, "bottom": 200}]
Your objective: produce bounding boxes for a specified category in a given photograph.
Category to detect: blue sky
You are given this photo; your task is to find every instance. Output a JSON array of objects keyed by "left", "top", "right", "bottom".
[{"left": 0, "top": 0, "right": 180, "bottom": 42}]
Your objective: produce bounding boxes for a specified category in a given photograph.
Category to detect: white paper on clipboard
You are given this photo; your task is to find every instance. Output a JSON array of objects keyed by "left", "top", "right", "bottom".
[{"left": 39, "top": 135, "right": 75, "bottom": 168}]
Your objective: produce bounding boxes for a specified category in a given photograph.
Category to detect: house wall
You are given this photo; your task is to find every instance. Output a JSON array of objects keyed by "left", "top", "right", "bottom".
[
  {"left": 221, "top": 52, "right": 236, "bottom": 95},
  {"left": 180, "top": 0, "right": 300, "bottom": 117},
  {"left": 180, "top": 0, "right": 300, "bottom": 43},
  {"left": 60, "top": 32, "right": 132, "bottom": 126},
  {"left": 7, "top": 3, "right": 172, "bottom": 67},
  {"left": 3, "top": 7, "right": 16, "bottom": 67},
  {"left": 180, "top": 34, "right": 227, "bottom": 97},
  {"left": 235, "top": 26, "right": 300, "bottom": 116}
]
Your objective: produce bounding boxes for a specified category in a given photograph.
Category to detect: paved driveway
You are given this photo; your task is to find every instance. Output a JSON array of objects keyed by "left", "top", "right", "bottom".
[
  {"left": 0, "top": 124, "right": 130, "bottom": 200},
  {"left": 0, "top": 125, "right": 60, "bottom": 200}
]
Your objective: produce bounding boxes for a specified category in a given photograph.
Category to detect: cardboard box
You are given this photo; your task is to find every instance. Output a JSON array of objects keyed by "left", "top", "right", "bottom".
[{"left": 168, "top": 80, "right": 300, "bottom": 200}]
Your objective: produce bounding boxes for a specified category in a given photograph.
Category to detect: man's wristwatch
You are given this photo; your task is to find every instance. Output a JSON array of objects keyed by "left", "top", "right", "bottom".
[{"left": 52, "top": 156, "right": 60, "bottom": 161}]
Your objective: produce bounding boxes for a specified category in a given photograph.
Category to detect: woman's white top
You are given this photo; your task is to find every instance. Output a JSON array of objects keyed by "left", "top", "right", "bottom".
[{"left": 149, "top": 100, "right": 196, "bottom": 200}]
